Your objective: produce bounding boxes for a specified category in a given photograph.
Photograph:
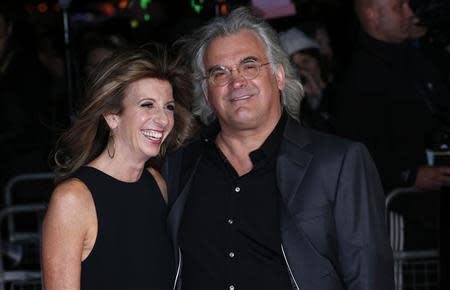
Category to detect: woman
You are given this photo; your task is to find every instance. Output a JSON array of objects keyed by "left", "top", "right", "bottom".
[
  {"left": 279, "top": 27, "right": 334, "bottom": 133},
  {"left": 42, "top": 48, "right": 195, "bottom": 290}
]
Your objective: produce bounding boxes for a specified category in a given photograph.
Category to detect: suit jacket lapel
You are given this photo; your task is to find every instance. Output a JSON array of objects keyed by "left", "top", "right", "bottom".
[
  {"left": 167, "top": 140, "right": 205, "bottom": 259},
  {"left": 278, "top": 119, "right": 338, "bottom": 290},
  {"left": 277, "top": 118, "right": 312, "bottom": 208}
]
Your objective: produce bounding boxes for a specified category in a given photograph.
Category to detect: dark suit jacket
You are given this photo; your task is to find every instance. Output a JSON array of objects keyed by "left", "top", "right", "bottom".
[
  {"left": 334, "top": 31, "right": 450, "bottom": 191},
  {"left": 164, "top": 117, "right": 394, "bottom": 290}
]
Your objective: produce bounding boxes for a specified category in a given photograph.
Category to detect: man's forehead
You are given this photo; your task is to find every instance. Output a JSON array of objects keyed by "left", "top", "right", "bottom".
[{"left": 204, "top": 30, "right": 268, "bottom": 65}]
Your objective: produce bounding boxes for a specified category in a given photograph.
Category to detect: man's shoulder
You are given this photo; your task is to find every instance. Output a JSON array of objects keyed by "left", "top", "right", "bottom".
[
  {"left": 284, "top": 121, "right": 369, "bottom": 160},
  {"left": 285, "top": 119, "right": 354, "bottom": 149},
  {"left": 304, "top": 127, "right": 360, "bottom": 155}
]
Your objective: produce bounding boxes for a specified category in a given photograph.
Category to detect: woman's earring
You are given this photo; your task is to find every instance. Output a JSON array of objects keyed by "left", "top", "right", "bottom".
[{"left": 107, "top": 134, "right": 115, "bottom": 158}]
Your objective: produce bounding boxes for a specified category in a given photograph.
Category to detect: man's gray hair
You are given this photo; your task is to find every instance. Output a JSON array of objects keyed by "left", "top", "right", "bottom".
[{"left": 185, "top": 7, "right": 304, "bottom": 124}]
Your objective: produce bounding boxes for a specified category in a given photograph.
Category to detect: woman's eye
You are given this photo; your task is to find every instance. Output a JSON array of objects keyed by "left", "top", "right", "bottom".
[
  {"left": 166, "top": 104, "right": 175, "bottom": 111},
  {"left": 141, "top": 102, "right": 154, "bottom": 108}
]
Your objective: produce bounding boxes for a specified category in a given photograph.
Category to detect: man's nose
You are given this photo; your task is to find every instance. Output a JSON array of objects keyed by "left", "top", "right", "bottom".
[{"left": 229, "top": 67, "right": 247, "bottom": 87}]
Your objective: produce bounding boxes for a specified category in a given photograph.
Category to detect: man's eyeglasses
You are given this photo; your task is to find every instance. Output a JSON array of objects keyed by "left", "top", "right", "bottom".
[{"left": 205, "top": 60, "right": 271, "bottom": 87}]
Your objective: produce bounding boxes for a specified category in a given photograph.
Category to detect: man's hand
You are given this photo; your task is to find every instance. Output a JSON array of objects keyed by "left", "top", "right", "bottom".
[{"left": 414, "top": 165, "right": 450, "bottom": 190}]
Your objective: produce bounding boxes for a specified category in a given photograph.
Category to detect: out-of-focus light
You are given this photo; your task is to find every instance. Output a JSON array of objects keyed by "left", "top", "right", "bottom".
[
  {"left": 118, "top": 0, "right": 128, "bottom": 9},
  {"left": 191, "top": 0, "right": 204, "bottom": 14},
  {"left": 37, "top": 2, "right": 48, "bottom": 13},
  {"left": 53, "top": 3, "right": 60, "bottom": 12},
  {"left": 144, "top": 14, "right": 151, "bottom": 21},
  {"left": 100, "top": 3, "right": 116, "bottom": 16},
  {"left": 140, "top": 0, "right": 151, "bottom": 9},
  {"left": 130, "top": 19, "right": 139, "bottom": 29},
  {"left": 219, "top": 3, "right": 228, "bottom": 15}
]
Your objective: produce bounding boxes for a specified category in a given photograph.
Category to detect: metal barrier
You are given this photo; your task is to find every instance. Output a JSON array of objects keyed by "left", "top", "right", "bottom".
[
  {"left": 0, "top": 204, "right": 47, "bottom": 290},
  {"left": 387, "top": 188, "right": 440, "bottom": 290},
  {"left": 3, "top": 173, "right": 53, "bottom": 243},
  {"left": 0, "top": 173, "right": 54, "bottom": 290}
]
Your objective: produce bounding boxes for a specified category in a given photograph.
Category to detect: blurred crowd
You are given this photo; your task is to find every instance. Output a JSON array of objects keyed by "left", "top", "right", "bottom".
[{"left": 1, "top": 0, "right": 449, "bottom": 196}]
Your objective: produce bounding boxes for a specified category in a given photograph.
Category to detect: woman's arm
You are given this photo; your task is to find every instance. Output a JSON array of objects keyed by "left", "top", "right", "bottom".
[{"left": 41, "top": 179, "right": 97, "bottom": 290}]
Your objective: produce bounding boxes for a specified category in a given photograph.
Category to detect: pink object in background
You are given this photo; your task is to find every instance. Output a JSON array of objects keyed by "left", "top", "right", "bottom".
[{"left": 252, "top": 0, "right": 296, "bottom": 19}]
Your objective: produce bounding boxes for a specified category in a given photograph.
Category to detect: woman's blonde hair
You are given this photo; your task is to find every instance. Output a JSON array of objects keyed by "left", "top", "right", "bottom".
[{"left": 53, "top": 47, "right": 196, "bottom": 183}]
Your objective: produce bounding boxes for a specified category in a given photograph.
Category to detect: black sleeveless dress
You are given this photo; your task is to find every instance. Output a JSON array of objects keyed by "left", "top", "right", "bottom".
[{"left": 73, "top": 166, "right": 174, "bottom": 290}]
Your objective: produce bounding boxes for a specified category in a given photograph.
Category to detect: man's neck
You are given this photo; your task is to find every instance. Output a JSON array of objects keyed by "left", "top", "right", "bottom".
[{"left": 215, "top": 117, "right": 281, "bottom": 176}]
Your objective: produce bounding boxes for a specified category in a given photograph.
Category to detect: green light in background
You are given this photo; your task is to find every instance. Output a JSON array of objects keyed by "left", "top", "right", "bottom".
[
  {"left": 144, "top": 13, "right": 151, "bottom": 21},
  {"left": 191, "top": 0, "right": 204, "bottom": 14},
  {"left": 140, "top": 0, "right": 151, "bottom": 9}
]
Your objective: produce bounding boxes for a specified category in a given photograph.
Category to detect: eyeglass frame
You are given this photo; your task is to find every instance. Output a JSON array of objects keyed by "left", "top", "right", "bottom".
[{"left": 203, "top": 59, "right": 271, "bottom": 87}]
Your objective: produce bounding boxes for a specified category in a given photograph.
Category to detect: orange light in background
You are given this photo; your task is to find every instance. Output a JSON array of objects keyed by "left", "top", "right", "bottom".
[
  {"left": 37, "top": 2, "right": 48, "bottom": 13},
  {"left": 99, "top": 3, "right": 116, "bottom": 16},
  {"left": 219, "top": 3, "right": 228, "bottom": 15},
  {"left": 118, "top": 0, "right": 128, "bottom": 9}
]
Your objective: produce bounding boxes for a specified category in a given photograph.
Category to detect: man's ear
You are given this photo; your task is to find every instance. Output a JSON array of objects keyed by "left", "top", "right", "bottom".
[
  {"left": 275, "top": 63, "right": 286, "bottom": 91},
  {"left": 104, "top": 113, "right": 119, "bottom": 130}
]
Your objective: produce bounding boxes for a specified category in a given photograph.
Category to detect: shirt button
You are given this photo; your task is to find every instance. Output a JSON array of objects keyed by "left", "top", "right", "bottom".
[
  {"left": 229, "top": 285, "right": 235, "bottom": 290},
  {"left": 229, "top": 252, "right": 235, "bottom": 258},
  {"left": 234, "top": 187, "right": 240, "bottom": 192},
  {"left": 227, "top": 219, "right": 234, "bottom": 225}
]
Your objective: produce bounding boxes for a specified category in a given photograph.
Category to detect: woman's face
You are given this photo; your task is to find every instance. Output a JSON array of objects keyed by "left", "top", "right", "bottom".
[
  {"left": 108, "top": 78, "right": 175, "bottom": 162},
  {"left": 292, "top": 52, "right": 322, "bottom": 83}
]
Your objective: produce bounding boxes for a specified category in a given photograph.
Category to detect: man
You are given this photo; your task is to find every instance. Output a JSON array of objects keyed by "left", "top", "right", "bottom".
[
  {"left": 334, "top": 0, "right": 450, "bottom": 192},
  {"left": 165, "top": 7, "right": 394, "bottom": 290}
]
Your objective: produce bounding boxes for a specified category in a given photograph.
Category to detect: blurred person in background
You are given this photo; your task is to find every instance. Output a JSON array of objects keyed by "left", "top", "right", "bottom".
[
  {"left": 79, "top": 31, "right": 129, "bottom": 78},
  {"left": 279, "top": 27, "right": 334, "bottom": 132},
  {"left": 0, "top": 4, "right": 52, "bottom": 192},
  {"left": 334, "top": 0, "right": 450, "bottom": 193},
  {"left": 333, "top": 0, "right": 450, "bottom": 260}
]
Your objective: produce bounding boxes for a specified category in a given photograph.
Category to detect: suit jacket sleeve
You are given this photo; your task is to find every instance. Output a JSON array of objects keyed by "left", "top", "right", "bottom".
[{"left": 334, "top": 142, "right": 394, "bottom": 290}]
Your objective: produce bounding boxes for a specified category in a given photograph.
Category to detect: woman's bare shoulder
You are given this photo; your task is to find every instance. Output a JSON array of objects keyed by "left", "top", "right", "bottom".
[
  {"left": 52, "top": 178, "right": 92, "bottom": 203},
  {"left": 47, "top": 178, "right": 95, "bottom": 221}
]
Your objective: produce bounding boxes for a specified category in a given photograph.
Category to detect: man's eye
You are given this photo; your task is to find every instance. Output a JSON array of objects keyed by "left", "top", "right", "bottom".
[
  {"left": 242, "top": 63, "right": 258, "bottom": 72},
  {"left": 212, "top": 70, "right": 228, "bottom": 77}
]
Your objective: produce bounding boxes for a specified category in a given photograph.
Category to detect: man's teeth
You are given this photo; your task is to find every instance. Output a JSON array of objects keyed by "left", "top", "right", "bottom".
[{"left": 142, "top": 130, "right": 163, "bottom": 140}]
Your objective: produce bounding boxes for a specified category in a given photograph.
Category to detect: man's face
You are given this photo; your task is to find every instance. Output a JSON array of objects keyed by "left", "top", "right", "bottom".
[
  {"left": 375, "top": 0, "right": 415, "bottom": 43},
  {"left": 203, "top": 29, "right": 285, "bottom": 133}
]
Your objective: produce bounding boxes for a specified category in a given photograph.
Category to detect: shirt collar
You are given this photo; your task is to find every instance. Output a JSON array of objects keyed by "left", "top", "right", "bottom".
[
  {"left": 249, "top": 112, "right": 287, "bottom": 165},
  {"left": 202, "top": 111, "right": 287, "bottom": 164}
]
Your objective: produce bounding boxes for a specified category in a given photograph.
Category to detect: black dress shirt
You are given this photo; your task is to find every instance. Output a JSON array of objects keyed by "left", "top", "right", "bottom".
[{"left": 179, "top": 114, "right": 292, "bottom": 290}]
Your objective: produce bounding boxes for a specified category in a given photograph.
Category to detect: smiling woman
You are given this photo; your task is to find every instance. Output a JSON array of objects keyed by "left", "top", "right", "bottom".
[{"left": 41, "top": 48, "right": 196, "bottom": 290}]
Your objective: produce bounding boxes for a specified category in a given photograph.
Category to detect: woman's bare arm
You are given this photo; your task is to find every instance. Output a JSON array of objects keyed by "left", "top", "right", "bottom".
[{"left": 41, "top": 179, "right": 97, "bottom": 290}]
